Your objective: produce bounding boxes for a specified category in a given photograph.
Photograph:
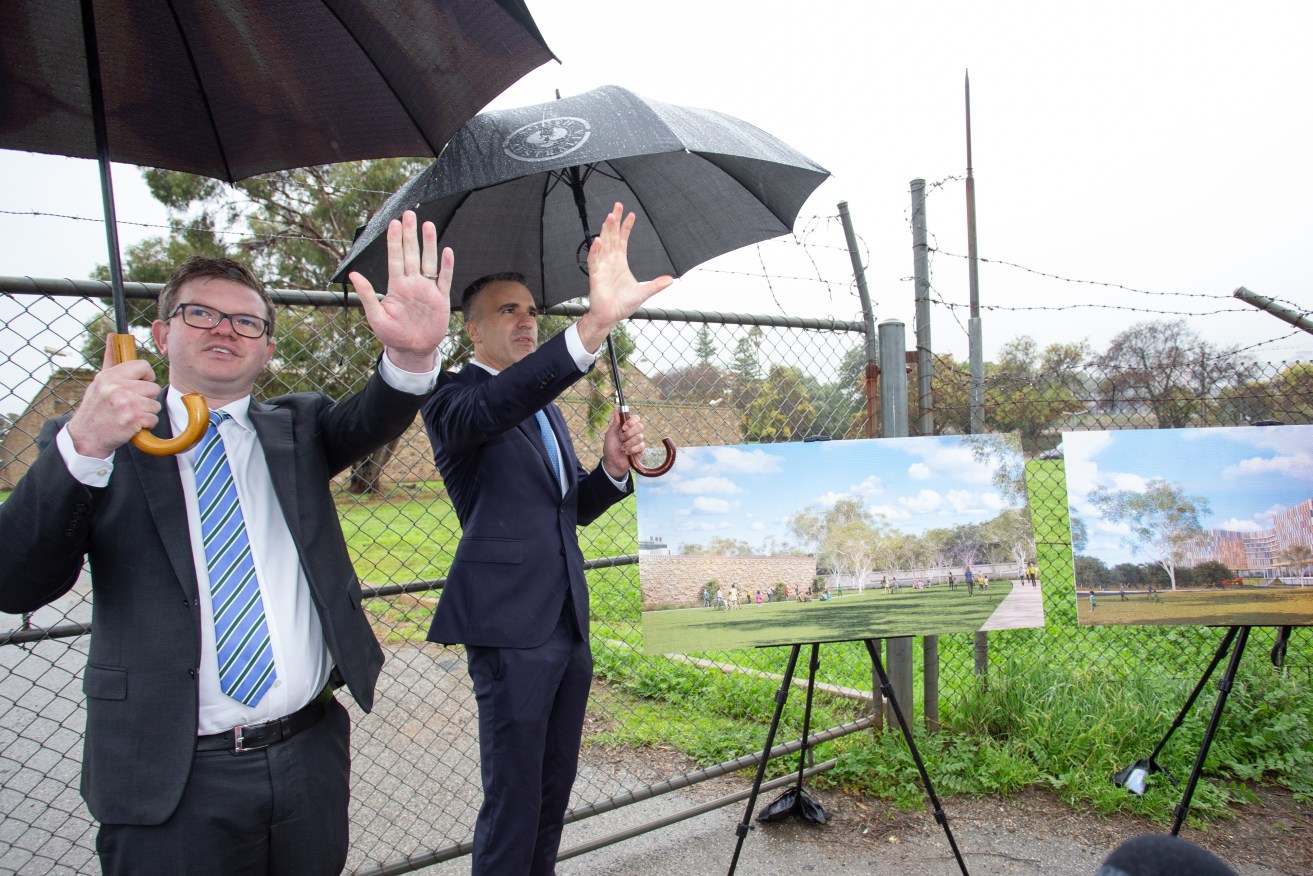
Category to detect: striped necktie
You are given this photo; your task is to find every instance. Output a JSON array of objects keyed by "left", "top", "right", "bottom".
[
  {"left": 535, "top": 409, "right": 561, "bottom": 488},
  {"left": 194, "top": 411, "right": 276, "bottom": 706}
]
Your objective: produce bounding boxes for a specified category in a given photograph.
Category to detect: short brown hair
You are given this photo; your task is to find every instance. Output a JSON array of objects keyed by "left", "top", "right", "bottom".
[{"left": 158, "top": 256, "right": 276, "bottom": 334}]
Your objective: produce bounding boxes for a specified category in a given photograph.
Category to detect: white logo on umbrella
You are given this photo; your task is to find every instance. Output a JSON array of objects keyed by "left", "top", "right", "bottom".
[{"left": 503, "top": 117, "right": 591, "bottom": 162}]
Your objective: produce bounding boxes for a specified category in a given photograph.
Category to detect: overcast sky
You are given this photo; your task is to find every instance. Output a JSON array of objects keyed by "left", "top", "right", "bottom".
[
  {"left": 1065, "top": 425, "right": 1313, "bottom": 564},
  {"left": 4, "top": 0, "right": 1312, "bottom": 401},
  {"left": 637, "top": 435, "right": 1016, "bottom": 555}
]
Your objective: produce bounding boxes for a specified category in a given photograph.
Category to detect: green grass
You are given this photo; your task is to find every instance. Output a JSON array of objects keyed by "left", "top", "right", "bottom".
[{"left": 642, "top": 582, "right": 1015, "bottom": 653}]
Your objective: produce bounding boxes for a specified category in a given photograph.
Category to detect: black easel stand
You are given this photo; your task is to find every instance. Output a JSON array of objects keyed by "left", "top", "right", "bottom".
[
  {"left": 726, "top": 641, "right": 969, "bottom": 876},
  {"left": 1169, "top": 626, "right": 1250, "bottom": 836},
  {"left": 1115, "top": 626, "right": 1242, "bottom": 793},
  {"left": 727, "top": 643, "right": 806, "bottom": 876},
  {"left": 863, "top": 638, "right": 969, "bottom": 875}
]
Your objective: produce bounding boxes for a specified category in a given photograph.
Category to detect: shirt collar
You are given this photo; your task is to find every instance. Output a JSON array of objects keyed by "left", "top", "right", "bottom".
[
  {"left": 470, "top": 358, "right": 500, "bottom": 376},
  {"left": 166, "top": 386, "right": 253, "bottom": 432}
]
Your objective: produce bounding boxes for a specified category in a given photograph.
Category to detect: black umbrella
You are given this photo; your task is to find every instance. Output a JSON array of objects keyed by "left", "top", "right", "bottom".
[
  {"left": 332, "top": 84, "right": 830, "bottom": 475},
  {"left": 0, "top": 0, "right": 555, "bottom": 454}
]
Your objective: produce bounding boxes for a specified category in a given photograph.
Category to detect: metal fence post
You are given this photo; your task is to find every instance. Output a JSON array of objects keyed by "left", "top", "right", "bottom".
[
  {"left": 911, "top": 178, "right": 939, "bottom": 732},
  {"left": 878, "top": 319, "right": 914, "bottom": 727}
]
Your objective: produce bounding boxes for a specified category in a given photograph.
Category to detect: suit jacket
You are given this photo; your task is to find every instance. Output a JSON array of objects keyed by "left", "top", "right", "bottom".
[
  {"left": 0, "top": 372, "right": 422, "bottom": 825},
  {"left": 421, "top": 333, "right": 630, "bottom": 648}
]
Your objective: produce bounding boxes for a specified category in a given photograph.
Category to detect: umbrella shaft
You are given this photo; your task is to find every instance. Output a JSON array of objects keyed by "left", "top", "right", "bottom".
[
  {"left": 605, "top": 335, "right": 627, "bottom": 409},
  {"left": 79, "top": 0, "right": 129, "bottom": 333}
]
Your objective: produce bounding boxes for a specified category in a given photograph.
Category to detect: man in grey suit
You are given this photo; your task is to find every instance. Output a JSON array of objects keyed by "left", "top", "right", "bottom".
[
  {"left": 0, "top": 211, "right": 451, "bottom": 875},
  {"left": 421, "top": 203, "right": 671, "bottom": 875}
]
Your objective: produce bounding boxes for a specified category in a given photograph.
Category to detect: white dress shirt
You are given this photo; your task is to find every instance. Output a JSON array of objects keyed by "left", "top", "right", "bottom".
[
  {"left": 469, "top": 324, "right": 629, "bottom": 495},
  {"left": 58, "top": 352, "right": 439, "bottom": 733}
]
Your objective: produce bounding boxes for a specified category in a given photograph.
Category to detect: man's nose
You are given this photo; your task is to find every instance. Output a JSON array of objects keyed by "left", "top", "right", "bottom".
[{"left": 209, "top": 314, "right": 242, "bottom": 336}]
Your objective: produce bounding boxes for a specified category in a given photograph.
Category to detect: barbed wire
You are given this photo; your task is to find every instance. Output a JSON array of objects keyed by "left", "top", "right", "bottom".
[{"left": 7, "top": 204, "right": 1308, "bottom": 327}]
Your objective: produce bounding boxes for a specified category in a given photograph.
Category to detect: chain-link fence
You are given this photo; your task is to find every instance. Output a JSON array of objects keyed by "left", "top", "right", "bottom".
[{"left": 2, "top": 280, "right": 1311, "bottom": 873}]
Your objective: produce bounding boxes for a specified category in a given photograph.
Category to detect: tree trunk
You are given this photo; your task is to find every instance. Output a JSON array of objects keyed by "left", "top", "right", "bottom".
[{"left": 347, "top": 437, "right": 400, "bottom": 495}]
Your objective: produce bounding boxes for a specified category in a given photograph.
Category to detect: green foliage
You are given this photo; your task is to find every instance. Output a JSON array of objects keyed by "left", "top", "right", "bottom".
[
  {"left": 693, "top": 324, "right": 717, "bottom": 365},
  {"left": 740, "top": 365, "right": 817, "bottom": 442}
]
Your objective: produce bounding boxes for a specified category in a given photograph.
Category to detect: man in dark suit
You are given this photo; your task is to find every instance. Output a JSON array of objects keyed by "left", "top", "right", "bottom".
[
  {"left": 421, "top": 203, "right": 672, "bottom": 875},
  {"left": 0, "top": 211, "right": 451, "bottom": 875}
]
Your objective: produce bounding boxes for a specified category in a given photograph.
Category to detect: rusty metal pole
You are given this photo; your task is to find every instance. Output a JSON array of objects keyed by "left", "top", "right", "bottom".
[
  {"left": 838, "top": 200, "right": 884, "bottom": 730},
  {"left": 965, "top": 71, "right": 990, "bottom": 683}
]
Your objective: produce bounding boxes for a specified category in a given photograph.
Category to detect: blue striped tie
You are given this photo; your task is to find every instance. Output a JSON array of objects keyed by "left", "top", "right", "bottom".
[
  {"left": 535, "top": 409, "right": 561, "bottom": 487},
  {"left": 195, "top": 411, "right": 276, "bottom": 706}
]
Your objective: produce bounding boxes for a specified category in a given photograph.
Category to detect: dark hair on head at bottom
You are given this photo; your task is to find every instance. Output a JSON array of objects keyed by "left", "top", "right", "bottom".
[
  {"left": 461, "top": 272, "right": 528, "bottom": 321},
  {"left": 158, "top": 256, "right": 275, "bottom": 333}
]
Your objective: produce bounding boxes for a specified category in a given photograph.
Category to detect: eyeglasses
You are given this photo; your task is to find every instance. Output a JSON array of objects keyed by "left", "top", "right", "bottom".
[{"left": 168, "top": 303, "right": 270, "bottom": 338}]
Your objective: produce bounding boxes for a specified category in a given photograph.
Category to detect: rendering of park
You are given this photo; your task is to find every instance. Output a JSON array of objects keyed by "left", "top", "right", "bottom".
[
  {"left": 635, "top": 434, "right": 1044, "bottom": 653},
  {"left": 1064, "top": 424, "right": 1313, "bottom": 627}
]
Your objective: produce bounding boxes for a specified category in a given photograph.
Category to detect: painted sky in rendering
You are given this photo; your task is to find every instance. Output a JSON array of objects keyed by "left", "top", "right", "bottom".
[
  {"left": 1064, "top": 425, "right": 1313, "bottom": 564},
  {"left": 636, "top": 435, "right": 1020, "bottom": 555}
]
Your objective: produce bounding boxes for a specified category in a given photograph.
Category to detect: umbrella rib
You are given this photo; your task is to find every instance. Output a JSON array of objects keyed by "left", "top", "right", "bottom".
[
  {"left": 605, "top": 161, "right": 681, "bottom": 277},
  {"left": 316, "top": 0, "right": 443, "bottom": 159},
  {"left": 163, "top": 0, "right": 235, "bottom": 183}
]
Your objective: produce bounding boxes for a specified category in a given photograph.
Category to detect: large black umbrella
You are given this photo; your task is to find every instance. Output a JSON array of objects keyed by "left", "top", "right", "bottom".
[
  {"left": 0, "top": 0, "right": 555, "bottom": 454},
  {"left": 332, "top": 84, "right": 829, "bottom": 475}
]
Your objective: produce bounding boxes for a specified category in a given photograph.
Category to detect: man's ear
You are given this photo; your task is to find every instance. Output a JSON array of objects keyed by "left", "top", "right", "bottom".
[{"left": 150, "top": 319, "right": 169, "bottom": 356}]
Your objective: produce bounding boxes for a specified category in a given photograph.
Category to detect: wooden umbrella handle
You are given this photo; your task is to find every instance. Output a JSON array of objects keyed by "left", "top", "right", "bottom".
[
  {"left": 108, "top": 334, "right": 209, "bottom": 456},
  {"left": 618, "top": 406, "right": 675, "bottom": 478}
]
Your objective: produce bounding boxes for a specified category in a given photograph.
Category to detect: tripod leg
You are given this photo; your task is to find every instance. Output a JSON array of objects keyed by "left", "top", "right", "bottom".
[
  {"left": 727, "top": 644, "right": 801, "bottom": 876},
  {"left": 1144, "top": 626, "right": 1240, "bottom": 778},
  {"left": 795, "top": 643, "right": 821, "bottom": 788},
  {"left": 1171, "top": 626, "right": 1250, "bottom": 836},
  {"left": 864, "top": 639, "right": 971, "bottom": 876}
]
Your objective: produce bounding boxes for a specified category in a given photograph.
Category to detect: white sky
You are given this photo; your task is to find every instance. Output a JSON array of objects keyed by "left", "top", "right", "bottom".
[{"left": 3, "top": 0, "right": 1312, "bottom": 395}]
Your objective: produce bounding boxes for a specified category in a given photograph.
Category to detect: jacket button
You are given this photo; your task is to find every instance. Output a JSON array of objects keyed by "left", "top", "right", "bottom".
[{"left": 188, "top": 668, "right": 196, "bottom": 678}]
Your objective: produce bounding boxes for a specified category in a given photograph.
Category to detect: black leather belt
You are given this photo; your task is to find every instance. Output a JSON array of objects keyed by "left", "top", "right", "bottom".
[{"left": 196, "top": 686, "right": 333, "bottom": 754}]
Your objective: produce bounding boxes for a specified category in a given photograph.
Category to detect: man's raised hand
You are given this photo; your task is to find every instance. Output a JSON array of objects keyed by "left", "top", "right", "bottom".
[
  {"left": 578, "top": 203, "right": 673, "bottom": 353},
  {"left": 349, "top": 210, "right": 453, "bottom": 372}
]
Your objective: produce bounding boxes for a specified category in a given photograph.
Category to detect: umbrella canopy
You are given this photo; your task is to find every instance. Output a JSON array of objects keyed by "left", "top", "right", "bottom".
[
  {"left": 0, "top": 0, "right": 556, "bottom": 181},
  {"left": 0, "top": 0, "right": 554, "bottom": 455},
  {"left": 332, "top": 84, "right": 830, "bottom": 307}
]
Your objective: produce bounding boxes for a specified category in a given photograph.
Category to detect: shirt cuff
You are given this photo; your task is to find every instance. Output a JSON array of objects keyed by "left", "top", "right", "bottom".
[
  {"left": 380, "top": 350, "right": 442, "bottom": 394},
  {"left": 56, "top": 425, "right": 114, "bottom": 487},
  {"left": 564, "top": 324, "right": 598, "bottom": 373},
  {"left": 604, "top": 466, "right": 631, "bottom": 492}
]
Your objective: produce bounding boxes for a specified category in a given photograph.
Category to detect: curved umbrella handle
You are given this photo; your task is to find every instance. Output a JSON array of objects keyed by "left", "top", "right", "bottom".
[
  {"left": 618, "top": 406, "right": 676, "bottom": 478},
  {"left": 108, "top": 334, "right": 209, "bottom": 456}
]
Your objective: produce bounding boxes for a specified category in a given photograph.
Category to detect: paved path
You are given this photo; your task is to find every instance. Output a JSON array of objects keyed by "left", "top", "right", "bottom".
[{"left": 979, "top": 580, "right": 1045, "bottom": 631}]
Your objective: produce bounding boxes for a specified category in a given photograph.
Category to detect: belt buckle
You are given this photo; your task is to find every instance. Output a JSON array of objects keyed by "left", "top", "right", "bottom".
[{"left": 232, "top": 724, "right": 272, "bottom": 754}]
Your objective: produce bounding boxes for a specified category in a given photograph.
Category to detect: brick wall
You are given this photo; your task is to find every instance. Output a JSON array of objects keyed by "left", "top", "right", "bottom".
[
  {"left": 0, "top": 369, "right": 92, "bottom": 490},
  {"left": 639, "top": 554, "right": 817, "bottom": 610}
]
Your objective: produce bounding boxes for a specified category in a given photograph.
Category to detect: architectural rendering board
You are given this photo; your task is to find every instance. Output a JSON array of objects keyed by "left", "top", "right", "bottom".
[
  {"left": 635, "top": 434, "right": 1044, "bottom": 654},
  {"left": 1063, "top": 425, "right": 1313, "bottom": 627}
]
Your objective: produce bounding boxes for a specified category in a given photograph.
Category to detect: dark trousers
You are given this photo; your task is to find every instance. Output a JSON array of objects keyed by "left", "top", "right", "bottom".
[
  {"left": 466, "top": 600, "right": 593, "bottom": 876},
  {"left": 96, "top": 698, "right": 351, "bottom": 876}
]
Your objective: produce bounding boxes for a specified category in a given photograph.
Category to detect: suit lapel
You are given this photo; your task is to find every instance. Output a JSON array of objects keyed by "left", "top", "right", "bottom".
[
  {"left": 249, "top": 402, "right": 301, "bottom": 542},
  {"left": 131, "top": 400, "right": 200, "bottom": 603}
]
